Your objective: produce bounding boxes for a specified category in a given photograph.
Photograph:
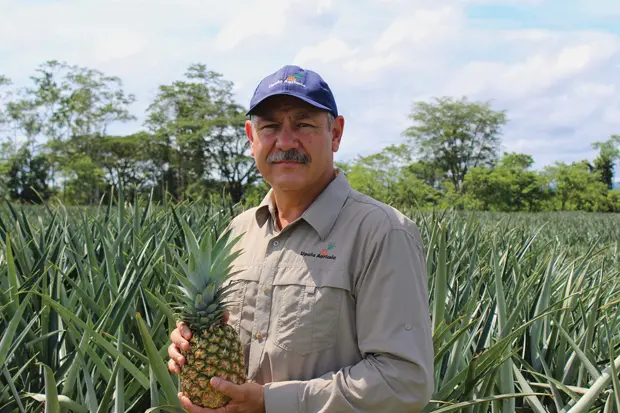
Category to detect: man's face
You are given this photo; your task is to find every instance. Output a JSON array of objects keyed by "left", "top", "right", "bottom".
[{"left": 245, "top": 95, "right": 344, "bottom": 191}]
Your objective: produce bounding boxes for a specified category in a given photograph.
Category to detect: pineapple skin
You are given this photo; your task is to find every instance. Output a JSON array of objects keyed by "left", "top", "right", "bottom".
[{"left": 180, "top": 322, "right": 246, "bottom": 408}]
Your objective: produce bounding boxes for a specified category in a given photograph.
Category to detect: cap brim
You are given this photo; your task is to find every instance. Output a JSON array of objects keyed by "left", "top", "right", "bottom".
[{"left": 246, "top": 91, "right": 333, "bottom": 116}]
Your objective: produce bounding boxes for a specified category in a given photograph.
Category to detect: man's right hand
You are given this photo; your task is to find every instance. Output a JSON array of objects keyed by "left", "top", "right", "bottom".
[{"left": 167, "top": 312, "right": 230, "bottom": 375}]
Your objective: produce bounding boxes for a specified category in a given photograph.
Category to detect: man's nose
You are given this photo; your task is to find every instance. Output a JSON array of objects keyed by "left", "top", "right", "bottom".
[{"left": 274, "top": 122, "right": 299, "bottom": 150}]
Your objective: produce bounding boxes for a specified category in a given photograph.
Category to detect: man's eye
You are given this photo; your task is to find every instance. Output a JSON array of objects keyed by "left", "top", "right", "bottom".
[{"left": 298, "top": 123, "right": 313, "bottom": 128}]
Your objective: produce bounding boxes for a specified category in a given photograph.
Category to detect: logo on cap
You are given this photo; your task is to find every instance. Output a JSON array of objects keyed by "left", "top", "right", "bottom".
[
  {"left": 268, "top": 72, "right": 306, "bottom": 88},
  {"left": 248, "top": 65, "right": 338, "bottom": 117}
]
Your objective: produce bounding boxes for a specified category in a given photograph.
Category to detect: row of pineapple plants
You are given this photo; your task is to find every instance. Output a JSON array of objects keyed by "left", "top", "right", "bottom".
[{"left": 0, "top": 190, "right": 619, "bottom": 412}]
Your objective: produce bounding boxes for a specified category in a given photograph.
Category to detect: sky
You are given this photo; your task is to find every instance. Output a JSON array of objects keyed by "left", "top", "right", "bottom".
[{"left": 1, "top": 0, "right": 619, "bottom": 171}]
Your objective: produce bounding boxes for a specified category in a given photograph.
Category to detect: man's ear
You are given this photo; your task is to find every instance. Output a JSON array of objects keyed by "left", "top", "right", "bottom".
[
  {"left": 331, "top": 115, "right": 344, "bottom": 152},
  {"left": 245, "top": 120, "right": 255, "bottom": 156}
]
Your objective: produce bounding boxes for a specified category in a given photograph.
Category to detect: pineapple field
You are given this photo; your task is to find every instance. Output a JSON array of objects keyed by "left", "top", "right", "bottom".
[{"left": 1, "top": 193, "right": 619, "bottom": 413}]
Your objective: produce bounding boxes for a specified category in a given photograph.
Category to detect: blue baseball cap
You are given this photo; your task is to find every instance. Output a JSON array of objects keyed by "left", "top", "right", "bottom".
[{"left": 246, "top": 65, "right": 338, "bottom": 117}]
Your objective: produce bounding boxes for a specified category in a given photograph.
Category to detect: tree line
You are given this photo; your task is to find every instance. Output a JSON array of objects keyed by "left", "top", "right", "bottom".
[
  {"left": 338, "top": 97, "right": 620, "bottom": 213},
  {"left": 1, "top": 60, "right": 619, "bottom": 213},
  {"left": 0, "top": 60, "right": 259, "bottom": 206}
]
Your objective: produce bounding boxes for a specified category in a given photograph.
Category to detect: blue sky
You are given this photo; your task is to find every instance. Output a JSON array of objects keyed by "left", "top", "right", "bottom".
[
  {"left": 468, "top": 1, "right": 620, "bottom": 32},
  {"left": 1, "top": 0, "right": 619, "bottom": 171}
]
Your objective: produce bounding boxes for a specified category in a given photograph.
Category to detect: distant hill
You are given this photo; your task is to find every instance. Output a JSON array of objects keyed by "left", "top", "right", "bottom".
[{"left": 614, "top": 182, "right": 620, "bottom": 190}]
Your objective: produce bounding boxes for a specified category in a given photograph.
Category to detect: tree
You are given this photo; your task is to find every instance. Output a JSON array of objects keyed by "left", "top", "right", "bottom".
[
  {"left": 22, "top": 60, "right": 137, "bottom": 204},
  {"left": 1, "top": 75, "right": 50, "bottom": 201},
  {"left": 607, "top": 189, "right": 620, "bottom": 213},
  {"left": 0, "top": 75, "right": 12, "bottom": 129},
  {"left": 403, "top": 96, "right": 507, "bottom": 193},
  {"left": 0, "top": 75, "right": 13, "bottom": 196},
  {"left": 341, "top": 144, "right": 441, "bottom": 210},
  {"left": 5, "top": 144, "right": 52, "bottom": 203},
  {"left": 98, "top": 132, "right": 157, "bottom": 197},
  {"left": 591, "top": 135, "right": 620, "bottom": 189},
  {"left": 341, "top": 150, "right": 395, "bottom": 204},
  {"left": 544, "top": 161, "right": 609, "bottom": 212},
  {"left": 145, "top": 63, "right": 258, "bottom": 203},
  {"left": 462, "top": 152, "right": 548, "bottom": 212}
]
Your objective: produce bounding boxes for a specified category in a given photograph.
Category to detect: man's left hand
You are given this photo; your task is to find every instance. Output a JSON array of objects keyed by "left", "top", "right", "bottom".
[{"left": 178, "top": 377, "right": 265, "bottom": 413}]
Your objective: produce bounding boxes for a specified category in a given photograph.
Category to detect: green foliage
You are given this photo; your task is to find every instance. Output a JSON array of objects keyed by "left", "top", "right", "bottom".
[
  {"left": 461, "top": 152, "right": 549, "bottom": 212},
  {"left": 544, "top": 161, "right": 610, "bottom": 212},
  {"left": 240, "top": 179, "right": 270, "bottom": 209},
  {"left": 403, "top": 96, "right": 508, "bottom": 192},
  {"left": 341, "top": 144, "right": 441, "bottom": 210},
  {"left": 5, "top": 145, "right": 52, "bottom": 203},
  {"left": 591, "top": 135, "right": 620, "bottom": 189},
  {"left": 341, "top": 145, "right": 620, "bottom": 214},
  {"left": 144, "top": 63, "right": 258, "bottom": 204},
  {"left": 1, "top": 60, "right": 620, "bottom": 213},
  {"left": 98, "top": 132, "right": 155, "bottom": 190},
  {"left": 0, "top": 197, "right": 618, "bottom": 412},
  {"left": 0, "top": 61, "right": 259, "bottom": 207},
  {"left": 608, "top": 189, "right": 620, "bottom": 212},
  {"left": 0, "top": 60, "right": 137, "bottom": 205}
]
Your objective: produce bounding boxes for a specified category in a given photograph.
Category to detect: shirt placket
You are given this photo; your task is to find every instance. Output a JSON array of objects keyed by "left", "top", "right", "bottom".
[{"left": 247, "top": 233, "right": 283, "bottom": 381}]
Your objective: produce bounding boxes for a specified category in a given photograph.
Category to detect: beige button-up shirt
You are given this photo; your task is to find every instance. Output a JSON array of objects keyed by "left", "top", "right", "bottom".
[{"left": 224, "top": 170, "right": 434, "bottom": 413}]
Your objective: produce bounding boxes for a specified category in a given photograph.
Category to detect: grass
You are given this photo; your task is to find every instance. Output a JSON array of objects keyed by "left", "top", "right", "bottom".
[{"left": 1, "top": 194, "right": 619, "bottom": 412}]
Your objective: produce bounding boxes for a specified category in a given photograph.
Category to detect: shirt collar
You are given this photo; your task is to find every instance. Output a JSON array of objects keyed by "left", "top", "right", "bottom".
[
  {"left": 255, "top": 190, "right": 277, "bottom": 228},
  {"left": 254, "top": 169, "right": 351, "bottom": 240}
]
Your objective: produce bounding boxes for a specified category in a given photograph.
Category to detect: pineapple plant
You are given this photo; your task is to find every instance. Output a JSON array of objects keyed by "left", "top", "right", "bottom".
[
  {"left": 171, "top": 216, "right": 247, "bottom": 408},
  {"left": 3, "top": 195, "right": 620, "bottom": 413}
]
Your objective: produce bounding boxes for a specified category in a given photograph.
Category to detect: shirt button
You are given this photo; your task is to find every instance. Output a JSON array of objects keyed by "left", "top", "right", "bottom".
[
  {"left": 263, "top": 287, "right": 270, "bottom": 294},
  {"left": 405, "top": 324, "right": 412, "bottom": 330},
  {"left": 272, "top": 240, "right": 279, "bottom": 247},
  {"left": 255, "top": 332, "right": 264, "bottom": 340}
]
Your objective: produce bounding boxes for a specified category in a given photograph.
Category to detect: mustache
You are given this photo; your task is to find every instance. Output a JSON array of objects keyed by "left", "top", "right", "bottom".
[{"left": 267, "top": 150, "right": 311, "bottom": 164}]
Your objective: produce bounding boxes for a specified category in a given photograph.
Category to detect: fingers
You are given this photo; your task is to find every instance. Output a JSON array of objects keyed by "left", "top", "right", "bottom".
[
  {"left": 171, "top": 326, "right": 191, "bottom": 352},
  {"left": 223, "top": 312, "right": 230, "bottom": 324},
  {"left": 178, "top": 392, "right": 208, "bottom": 412},
  {"left": 168, "top": 340, "right": 186, "bottom": 368},
  {"left": 210, "top": 377, "right": 243, "bottom": 400},
  {"left": 167, "top": 342, "right": 184, "bottom": 374},
  {"left": 168, "top": 357, "right": 181, "bottom": 374},
  {"left": 169, "top": 324, "right": 191, "bottom": 374},
  {"left": 175, "top": 321, "right": 193, "bottom": 343},
  {"left": 178, "top": 392, "right": 227, "bottom": 413},
  {"left": 168, "top": 340, "right": 184, "bottom": 359}
]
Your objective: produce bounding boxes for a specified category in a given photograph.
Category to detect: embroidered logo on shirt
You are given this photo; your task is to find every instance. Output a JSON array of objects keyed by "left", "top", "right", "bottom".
[{"left": 301, "top": 242, "right": 336, "bottom": 260}]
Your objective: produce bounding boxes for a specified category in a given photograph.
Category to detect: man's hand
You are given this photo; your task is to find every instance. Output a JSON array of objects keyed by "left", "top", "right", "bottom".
[
  {"left": 167, "top": 313, "right": 229, "bottom": 374},
  {"left": 178, "top": 377, "right": 265, "bottom": 413}
]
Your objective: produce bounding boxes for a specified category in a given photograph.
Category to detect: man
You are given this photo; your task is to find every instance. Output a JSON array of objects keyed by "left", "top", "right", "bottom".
[{"left": 167, "top": 65, "right": 434, "bottom": 413}]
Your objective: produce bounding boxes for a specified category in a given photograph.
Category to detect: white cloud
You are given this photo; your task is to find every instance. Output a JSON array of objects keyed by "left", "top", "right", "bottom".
[
  {"left": 316, "top": 0, "right": 333, "bottom": 13},
  {"left": 343, "top": 53, "right": 402, "bottom": 74},
  {"left": 445, "top": 32, "right": 620, "bottom": 99},
  {"left": 502, "top": 41, "right": 618, "bottom": 94},
  {"left": 293, "top": 36, "right": 358, "bottom": 66},
  {"left": 213, "top": 0, "right": 291, "bottom": 52},
  {"left": 0, "top": 0, "right": 619, "bottom": 170},
  {"left": 603, "top": 105, "right": 620, "bottom": 126},
  {"left": 425, "top": 26, "right": 620, "bottom": 169},
  {"left": 372, "top": 6, "right": 463, "bottom": 52},
  {"left": 0, "top": 0, "right": 241, "bottom": 79}
]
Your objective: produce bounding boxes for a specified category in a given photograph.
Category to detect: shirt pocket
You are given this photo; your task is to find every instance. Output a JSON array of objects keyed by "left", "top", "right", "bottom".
[
  {"left": 223, "top": 266, "right": 261, "bottom": 349},
  {"left": 272, "top": 267, "right": 352, "bottom": 356}
]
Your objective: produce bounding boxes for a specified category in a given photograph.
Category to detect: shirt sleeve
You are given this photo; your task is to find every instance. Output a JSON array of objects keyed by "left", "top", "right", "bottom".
[{"left": 262, "top": 222, "right": 435, "bottom": 413}]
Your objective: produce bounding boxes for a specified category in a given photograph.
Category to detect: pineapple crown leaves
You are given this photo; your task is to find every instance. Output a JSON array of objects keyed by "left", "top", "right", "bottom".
[{"left": 170, "top": 218, "right": 245, "bottom": 314}]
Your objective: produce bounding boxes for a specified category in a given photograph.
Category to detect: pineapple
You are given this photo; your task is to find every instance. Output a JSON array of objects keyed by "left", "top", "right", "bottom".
[{"left": 172, "top": 217, "right": 246, "bottom": 408}]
